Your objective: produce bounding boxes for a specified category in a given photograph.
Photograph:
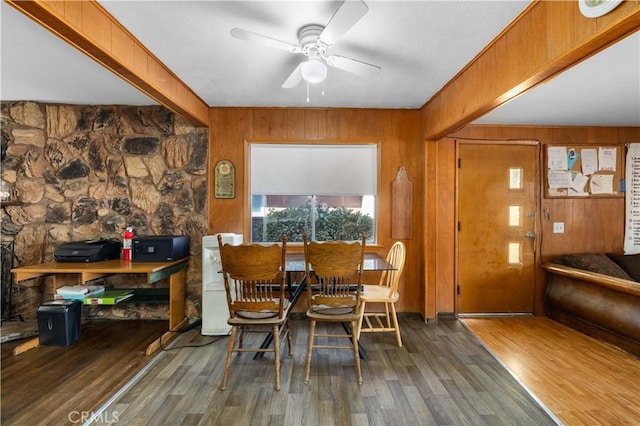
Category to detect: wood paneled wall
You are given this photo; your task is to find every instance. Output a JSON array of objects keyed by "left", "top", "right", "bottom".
[
  {"left": 208, "top": 108, "right": 424, "bottom": 314},
  {"left": 426, "top": 125, "right": 640, "bottom": 318},
  {"left": 11, "top": 0, "right": 638, "bottom": 320}
]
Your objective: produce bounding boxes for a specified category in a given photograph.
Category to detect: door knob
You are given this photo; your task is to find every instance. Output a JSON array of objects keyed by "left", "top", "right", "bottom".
[{"left": 525, "top": 232, "right": 536, "bottom": 239}]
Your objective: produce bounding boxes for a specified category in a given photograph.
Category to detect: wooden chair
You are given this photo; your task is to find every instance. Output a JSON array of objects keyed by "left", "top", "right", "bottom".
[
  {"left": 303, "top": 234, "right": 366, "bottom": 385},
  {"left": 217, "top": 235, "right": 292, "bottom": 391},
  {"left": 356, "top": 241, "right": 406, "bottom": 347}
]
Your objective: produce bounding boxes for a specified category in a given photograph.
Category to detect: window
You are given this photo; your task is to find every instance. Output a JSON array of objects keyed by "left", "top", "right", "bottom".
[
  {"left": 249, "top": 143, "right": 377, "bottom": 243},
  {"left": 509, "top": 167, "right": 523, "bottom": 189},
  {"left": 508, "top": 205, "right": 521, "bottom": 227},
  {"left": 508, "top": 242, "right": 522, "bottom": 265}
]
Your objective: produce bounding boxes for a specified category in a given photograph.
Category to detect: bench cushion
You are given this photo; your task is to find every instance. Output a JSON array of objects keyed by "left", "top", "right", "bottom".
[
  {"left": 607, "top": 254, "right": 640, "bottom": 282},
  {"left": 560, "top": 254, "right": 631, "bottom": 280}
]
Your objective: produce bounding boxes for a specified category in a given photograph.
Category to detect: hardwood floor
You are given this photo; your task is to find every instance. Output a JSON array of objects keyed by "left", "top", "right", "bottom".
[
  {"left": 3, "top": 315, "right": 637, "bottom": 425},
  {"left": 89, "top": 315, "right": 555, "bottom": 425},
  {"left": 1, "top": 320, "right": 167, "bottom": 426},
  {"left": 462, "top": 317, "right": 640, "bottom": 426}
]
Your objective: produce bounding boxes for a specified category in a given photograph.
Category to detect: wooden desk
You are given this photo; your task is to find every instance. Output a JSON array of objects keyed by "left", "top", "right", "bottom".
[{"left": 11, "top": 258, "right": 189, "bottom": 356}]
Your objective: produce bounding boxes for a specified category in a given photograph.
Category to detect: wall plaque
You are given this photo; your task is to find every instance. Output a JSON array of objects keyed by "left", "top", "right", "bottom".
[
  {"left": 392, "top": 167, "right": 412, "bottom": 239},
  {"left": 215, "top": 160, "right": 235, "bottom": 199}
]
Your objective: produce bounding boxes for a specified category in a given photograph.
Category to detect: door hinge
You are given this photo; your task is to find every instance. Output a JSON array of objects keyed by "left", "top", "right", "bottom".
[
  {"left": 458, "top": 158, "right": 461, "bottom": 168},
  {"left": 457, "top": 221, "right": 461, "bottom": 231},
  {"left": 457, "top": 284, "right": 460, "bottom": 295}
]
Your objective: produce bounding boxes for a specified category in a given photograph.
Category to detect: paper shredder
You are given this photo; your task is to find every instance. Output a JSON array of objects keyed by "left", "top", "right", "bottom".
[{"left": 37, "top": 300, "right": 82, "bottom": 346}]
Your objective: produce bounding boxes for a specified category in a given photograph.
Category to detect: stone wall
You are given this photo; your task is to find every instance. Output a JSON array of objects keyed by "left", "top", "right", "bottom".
[{"left": 1, "top": 101, "right": 208, "bottom": 320}]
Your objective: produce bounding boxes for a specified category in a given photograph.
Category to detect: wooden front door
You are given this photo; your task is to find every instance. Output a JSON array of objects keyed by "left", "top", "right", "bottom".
[{"left": 457, "top": 142, "right": 538, "bottom": 314}]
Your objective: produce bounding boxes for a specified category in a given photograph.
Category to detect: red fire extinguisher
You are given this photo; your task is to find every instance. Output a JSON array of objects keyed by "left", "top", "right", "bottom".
[{"left": 122, "top": 226, "right": 135, "bottom": 261}]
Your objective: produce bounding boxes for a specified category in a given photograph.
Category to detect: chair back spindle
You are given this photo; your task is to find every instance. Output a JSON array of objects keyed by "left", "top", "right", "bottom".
[{"left": 304, "top": 235, "right": 366, "bottom": 315}]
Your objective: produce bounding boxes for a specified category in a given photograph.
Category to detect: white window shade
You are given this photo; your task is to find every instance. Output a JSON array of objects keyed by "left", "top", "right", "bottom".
[{"left": 250, "top": 144, "right": 377, "bottom": 196}]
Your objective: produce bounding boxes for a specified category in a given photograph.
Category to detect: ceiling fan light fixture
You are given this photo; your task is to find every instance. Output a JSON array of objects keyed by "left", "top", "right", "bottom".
[{"left": 301, "top": 58, "right": 327, "bottom": 84}]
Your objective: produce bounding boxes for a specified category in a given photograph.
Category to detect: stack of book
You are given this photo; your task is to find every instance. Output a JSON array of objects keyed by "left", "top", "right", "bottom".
[
  {"left": 55, "top": 285, "right": 105, "bottom": 300},
  {"left": 55, "top": 286, "right": 135, "bottom": 305},
  {"left": 83, "top": 290, "right": 134, "bottom": 305}
]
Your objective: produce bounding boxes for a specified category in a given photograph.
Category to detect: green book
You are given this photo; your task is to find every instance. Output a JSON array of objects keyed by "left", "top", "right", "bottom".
[{"left": 84, "top": 290, "right": 134, "bottom": 305}]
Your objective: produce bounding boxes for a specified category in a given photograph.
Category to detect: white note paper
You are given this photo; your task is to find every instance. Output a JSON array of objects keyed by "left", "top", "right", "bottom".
[
  {"left": 548, "top": 170, "right": 571, "bottom": 189},
  {"left": 570, "top": 172, "right": 589, "bottom": 193},
  {"left": 580, "top": 148, "right": 598, "bottom": 175},
  {"left": 548, "top": 147, "right": 568, "bottom": 171},
  {"left": 590, "top": 174, "right": 614, "bottom": 194},
  {"left": 598, "top": 147, "right": 617, "bottom": 171}
]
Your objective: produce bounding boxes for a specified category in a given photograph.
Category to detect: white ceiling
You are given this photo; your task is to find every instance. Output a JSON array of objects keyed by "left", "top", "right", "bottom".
[
  {"left": 0, "top": 0, "right": 156, "bottom": 106},
  {"left": 1, "top": 1, "right": 638, "bottom": 127},
  {"left": 477, "top": 30, "right": 640, "bottom": 126}
]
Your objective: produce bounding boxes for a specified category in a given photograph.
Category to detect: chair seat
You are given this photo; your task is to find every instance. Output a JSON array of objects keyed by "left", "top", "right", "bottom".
[
  {"left": 360, "top": 284, "right": 399, "bottom": 302},
  {"left": 229, "top": 300, "right": 291, "bottom": 325},
  {"left": 305, "top": 308, "right": 361, "bottom": 322}
]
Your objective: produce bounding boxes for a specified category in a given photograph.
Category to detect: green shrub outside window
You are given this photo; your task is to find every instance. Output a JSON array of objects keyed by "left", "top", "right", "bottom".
[{"left": 252, "top": 202, "right": 373, "bottom": 243}]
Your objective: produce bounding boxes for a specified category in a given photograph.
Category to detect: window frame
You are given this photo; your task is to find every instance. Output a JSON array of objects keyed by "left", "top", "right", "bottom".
[{"left": 244, "top": 139, "right": 381, "bottom": 244}]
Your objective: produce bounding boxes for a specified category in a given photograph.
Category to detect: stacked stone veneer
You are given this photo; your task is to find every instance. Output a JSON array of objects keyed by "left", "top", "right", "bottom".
[{"left": 1, "top": 101, "right": 208, "bottom": 321}]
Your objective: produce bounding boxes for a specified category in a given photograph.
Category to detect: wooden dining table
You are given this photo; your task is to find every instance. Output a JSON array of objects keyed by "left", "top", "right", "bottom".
[
  {"left": 255, "top": 251, "right": 396, "bottom": 360},
  {"left": 284, "top": 252, "right": 394, "bottom": 307}
]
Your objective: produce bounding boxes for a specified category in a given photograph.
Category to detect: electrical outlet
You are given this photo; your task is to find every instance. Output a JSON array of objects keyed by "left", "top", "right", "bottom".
[{"left": 553, "top": 222, "right": 564, "bottom": 234}]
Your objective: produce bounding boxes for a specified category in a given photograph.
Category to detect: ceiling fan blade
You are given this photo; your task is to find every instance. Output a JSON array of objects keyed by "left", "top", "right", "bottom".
[
  {"left": 319, "top": 0, "right": 369, "bottom": 46},
  {"left": 282, "top": 63, "right": 304, "bottom": 88},
  {"left": 326, "top": 55, "right": 381, "bottom": 78},
  {"left": 230, "top": 28, "right": 300, "bottom": 53}
]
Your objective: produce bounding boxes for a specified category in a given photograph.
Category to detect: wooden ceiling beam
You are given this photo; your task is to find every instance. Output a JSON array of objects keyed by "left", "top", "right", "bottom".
[
  {"left": 6, "top": 0, "right": 209, "bottom": 127},
  {"left": 422, "top": 0, "right": 640, "bottom": 140}
]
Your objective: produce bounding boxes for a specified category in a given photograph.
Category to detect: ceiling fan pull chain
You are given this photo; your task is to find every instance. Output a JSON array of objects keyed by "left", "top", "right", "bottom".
[
  {"left": 306, "top": 82, "right": 310, "bottom": 103},
  {"left": 322, "top": 80, "right": 325, "bottom": 97}
]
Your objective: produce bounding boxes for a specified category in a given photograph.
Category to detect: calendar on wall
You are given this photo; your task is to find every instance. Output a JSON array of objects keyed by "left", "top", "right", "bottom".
[{"left": 624, "top": 143, "right": 640, "bottom": 254}]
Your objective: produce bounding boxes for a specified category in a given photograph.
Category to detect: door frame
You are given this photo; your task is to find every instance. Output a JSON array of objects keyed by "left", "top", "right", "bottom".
[{"left": 454, "top": 139, "right": 543, "bottom": 316}]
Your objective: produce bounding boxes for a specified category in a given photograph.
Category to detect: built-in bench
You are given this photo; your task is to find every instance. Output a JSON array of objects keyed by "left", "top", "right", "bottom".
[{"left": 543, "top": 253, "right": 640, "bottom": 357}]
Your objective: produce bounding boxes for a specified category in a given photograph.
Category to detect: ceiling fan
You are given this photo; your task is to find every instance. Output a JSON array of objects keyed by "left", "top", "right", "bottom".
[{"left": 230, "top": 0, "right": 381, "bottom": 90}]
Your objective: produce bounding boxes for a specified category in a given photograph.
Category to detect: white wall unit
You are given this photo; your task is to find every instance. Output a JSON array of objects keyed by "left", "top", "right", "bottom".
[{"left": 201, "top": 233, "right": 243, "bottom": 335}]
